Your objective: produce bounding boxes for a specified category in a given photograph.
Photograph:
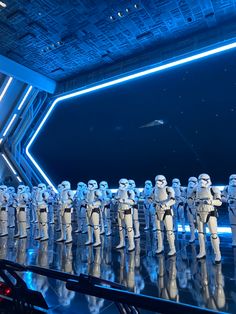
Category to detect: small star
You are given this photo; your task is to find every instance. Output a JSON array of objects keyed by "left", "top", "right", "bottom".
[{"left": 178, "top": 95, "right": 182, "bottom": 99}]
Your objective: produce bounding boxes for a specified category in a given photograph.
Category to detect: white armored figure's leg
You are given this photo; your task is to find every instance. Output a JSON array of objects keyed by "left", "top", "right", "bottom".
[
  {"left": 85, "top": 210, "right": 93, "bottom": 245},
  {"left": 155, "top": 219, "right": 164, "bottom": 254},
  {"left": 100, "top": 208, "right": 105, "bottom": 235},
  {"left": 178, "top": 205, "right": 185, "bottom": 233},
  {"left": 125, "top": 213, "right": 135, "bottom": 252},
  {"left": 64, "top": 211, "right": 72, "bottom": 244},
  {"left": 91, "top": 211, "right": 101, "bottom": 247},
  {"left": 19, "top": 209, "right": 27, "bottom": 238},
  {"left": 150, "top": 204, "right": 157, "bottom": 231},
  {"left": 164, "top": 215, "right": 176, "bottom": 256},
  {"left": 26, "top": 207, "right": 30, "bottom": 229},
  {"left": 187, "top": 207, "right": 196, "bottom": 243},
  {"left": 104, "top": 205, "right": 112, "bottom": 236},
  {"left": 229, "top": 209, "right": 236, "bottom": 247},
  {"left": 208, "top": 216, "right": 221, "bottom": 263},
  {"left": 8, "top": 206, "right": 15, "bottom": 228},
  {"left": 116, "top": 213, "right": 125, "bottom": 249},
  {"left": 143, "top": 204, "right": 150, "bottom": 230},
  {"left": 40, "top": 211, "right": 49, "bottom": 241},
  {"left": 196, "top": 216, "right": 206, "bottom": 259},
  {"left": 56, "top": 213, "right": 66, "bottom": 242},
  {"left": 133, "top": 206, "right": 140, "bottom": 238},
  {"left": 0, "top": 209, "right": 8, "bottom": 236},
  {"left": 49, "top": 204, "right": 54, "bottom": 224},
  {"left": 75, "top": 206, "right": 81, "bottom": 233}
]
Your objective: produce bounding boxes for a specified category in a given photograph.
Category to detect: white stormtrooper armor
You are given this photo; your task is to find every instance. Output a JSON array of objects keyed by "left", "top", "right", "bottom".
[
  {"left": 35, "top": 183, "right": 49, "bottom": 241},
  {"left": 74, "top": 182, "right": 87, "bottom": 234},
  {"left": 15, "top": 185, "right": 29, "bottom": 239},
  {"left": 0, "top": 185, "right": 9, "bottom": 237},
  {"left": 115, "top": 178, "right": 135, "bottom": 252},
  {"left": 186, "top": 177, "right": 198, "bottom": 243},
  {"left": 56, "top": 181, "right": 74, "bottom": 244},
  {"left": 188, "top": 174, "right": 222, "bottom": 263},
  {"left": 151, "top": 175, "right": 176, "bottom": 256},
  {"left": 47, "top": 185, "right": 56, "bottom": 224},
  {"left": 140, "top": 180, "right": 156, "bottom": 231},
  {"left": 7, "top": 186, "right": 16, "bottom": 228},
  {"left": 31, "top": 186, "right": 38, "bottom": 223},
  {"left": 172, "top": 178, "right": 186, "bottom": 233},
  {"left": 222, "top": 175, "right": 236, "bottom": 247},
  {"left": 99, "top": 181, "right": 112, "bottom": 236},
  {"left": 128, "top": 180, "right": 140, "bottom": 239},
  {"left": 84, "top": 180, "right": 102, "bottom": 247}
]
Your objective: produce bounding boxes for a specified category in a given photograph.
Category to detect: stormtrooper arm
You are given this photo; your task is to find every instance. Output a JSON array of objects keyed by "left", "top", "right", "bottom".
[
  {"left": 221, "top": 187, "right": 228, "bottom": 203},
  {"left": 163, "top": 187, "right": 175, "bottom": 207},
  {"left": 211, "top": 187, "right": 222, "bottom": 207}
]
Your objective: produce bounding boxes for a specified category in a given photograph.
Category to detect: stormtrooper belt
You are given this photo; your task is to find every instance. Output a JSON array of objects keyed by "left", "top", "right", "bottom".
[
  {"left": 123, "top": 208, "right": 131, "bottom": 215},
  {"left": 1, "top": 207, "right": 6, "bottom": 211},
  {"left": 91, "top": 208, "right": 100, "bottom": 214},
  {"left": 64, "top": 208, "right": 71, "bottom": 213},
  {"left": 19, "top": 207, "right": 25, "bottom": 211},
  {"left": 40, "top": 208, "right": 47, "bottom": 213}
]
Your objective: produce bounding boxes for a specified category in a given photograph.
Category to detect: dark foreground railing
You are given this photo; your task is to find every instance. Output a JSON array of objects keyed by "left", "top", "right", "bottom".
[{"left": 0, "top": 259, "right": 226, "bottom": 314}]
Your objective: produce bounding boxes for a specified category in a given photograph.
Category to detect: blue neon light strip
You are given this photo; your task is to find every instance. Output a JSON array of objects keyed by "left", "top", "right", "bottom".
[
  {"left": 0, "top": 76, "right": 13, "bottom": 101},
  {"left": 3, "top": 114, "right": 17, "bottom": 137},
  {"left": 1, "top": 153, "right": 23, "bottom": 182},
  {"left": 26, "top": 41, "right": 236, "bottom": 191},
  {"left": 18, "top": 86, "right": 33, "bottom": 110}
]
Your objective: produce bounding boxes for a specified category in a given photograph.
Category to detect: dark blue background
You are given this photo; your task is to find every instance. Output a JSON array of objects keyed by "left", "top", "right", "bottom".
[{"left": 32, "top": 49, "right": 236, "bottom": 188}]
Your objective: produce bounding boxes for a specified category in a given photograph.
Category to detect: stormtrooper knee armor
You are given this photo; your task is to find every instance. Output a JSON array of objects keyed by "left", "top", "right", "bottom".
[
  {"left": 84, "top": 180, "right": 102, "bottom": 247},
  {"left": 0, "top": 185, "right": 9, "bottom": 237},
  {"left": 222, "top": 175, "right": 236, "bottom": 247},
  {"left": 189, "top": 174, "right": 222, "bottom": 263},
  {"left": 99, "top": 181, "right": 112, "bottom": 236},
  {"left": 129, "top": 180, "right": 140, "bottom": 239},
  {"left": 35, "top": 183, "right": 49, "bottom": 241},
  {"left": 115, "top": 178, "right": 135, "bottom": 252},
  {"left": 151, "top": 175, "right": 176, "bottom": 256},
  {"left": 15, "top": 185, "right": 29, "bottom": 239},
  {"left": 56, "top": 181, "right": 74, "bottom": 244}
]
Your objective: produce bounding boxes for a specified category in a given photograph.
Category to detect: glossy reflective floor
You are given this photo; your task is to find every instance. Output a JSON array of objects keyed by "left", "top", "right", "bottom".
[{"left": 0, "top": 222, "right": 235, "bottom": 313}]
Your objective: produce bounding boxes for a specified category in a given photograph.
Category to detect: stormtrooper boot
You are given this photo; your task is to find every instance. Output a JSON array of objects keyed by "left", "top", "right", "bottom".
[
  {"left": 56, "top": 225, "right": 65, "bottom": 242},
  {"left": 85, "top": 225, "right": 93, "bottom": 245},
  {"left": 156, "top": 230, "right": 164, "bottom": 254},
  {"left": 167, "top": 232, "right": 176, "bottom": 256},
  {"left": 211, "top": 235, "right": 221, "bottom": 264},
  {"left": 127, "top": 229, "right": 135, "bottom": 252},
  {"left": 116, "top": 227, "right": 125, "bottom": 249},
  {"left": 93, "top": 227, "right": 101, "bottom": 247},
  {"left": 197, "top": 233, "right": 206, "bottom": 259},
  {"left": 65, "top": 224, "right": 72, "bottom": 244},
  {"left": 41, "top": 223, "right": 49, "bottom": 241}
]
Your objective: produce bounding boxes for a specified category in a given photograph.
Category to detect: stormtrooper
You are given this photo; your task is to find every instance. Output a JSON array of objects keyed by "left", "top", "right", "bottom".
[
  {"left": 35, "top": 183, "right": 49, "bottom": 241},
  {"left": 99, "top": 181, "right": 112, "bottom": 236},
  {"left": 128, "top": 180, "right": 140, "bottom": 238},
  {"left": 151, "top": 175, "right": 176, "bottom": 256},
  {"left": 56, "top": 181, "right": 74, "bottom": 244},
  {"left": 172, "top": 178, "right": 186, "bottom": 233},
  {"left": 84, "top": 180, "right": 102, "bottom": 247},
  {"left": 7, "top": 186, "right": 16, "bottom": 228},
  {"left": 15, "top": 185, "right": 29, "bottom": 239},
  {"left": 115, "top": 178, "right": 135, "bottom": 252},
  {"left": 0, "top": 185, "right": 9, "bottom": 237},
  {"left": 74, "top": 182, "right": 87, "bottom": 234},
  {"left": 186, "top": 177, "right": 198, "bottom": 243},
  {"left": 140, "top": 180, "right": 156, "bottom": 231},
  {"left": 222, "top": 174, "right": 236, "bottom": 247},
  {"left": 55, "top": 183, "right": 63, "bottom": 232},
  {"left": 31, "top": 186, "right": 38, "bottom": 223},
  {"left": 188, "top": 173, "right": 222, "bottom": 263}
]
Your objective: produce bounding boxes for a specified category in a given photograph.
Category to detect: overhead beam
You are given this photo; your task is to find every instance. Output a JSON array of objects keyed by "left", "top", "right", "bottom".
[{"left": 0, "top": 55, "right": 56, "bottom": 94}]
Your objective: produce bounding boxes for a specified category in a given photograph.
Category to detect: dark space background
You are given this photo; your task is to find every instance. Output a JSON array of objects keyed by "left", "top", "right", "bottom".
[{"left": 32, "top": 49, "right": 236, "bottom": 188}]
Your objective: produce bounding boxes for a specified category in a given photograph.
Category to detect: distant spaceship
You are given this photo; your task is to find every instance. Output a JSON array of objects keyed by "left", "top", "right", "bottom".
[{"left": 139, "top": 119, "right": 164, "bottom": 128}]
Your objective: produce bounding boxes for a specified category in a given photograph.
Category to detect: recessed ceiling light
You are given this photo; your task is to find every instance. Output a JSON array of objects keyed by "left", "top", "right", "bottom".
[{"left": 0, "top": 1, "right": 7, "bottom": 8}]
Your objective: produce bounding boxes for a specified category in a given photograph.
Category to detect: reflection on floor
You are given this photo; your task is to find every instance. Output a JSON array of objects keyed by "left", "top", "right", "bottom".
[{"left": 0, "top": 225, "right": 235, "bottom": 313}]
